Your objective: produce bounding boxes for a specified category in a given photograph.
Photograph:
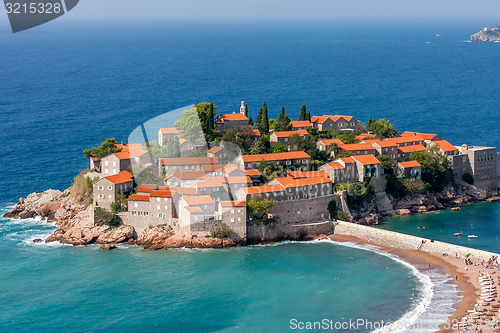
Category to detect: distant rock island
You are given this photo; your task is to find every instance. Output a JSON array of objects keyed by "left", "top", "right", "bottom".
[{"left": 471, "top": 27, "right": 500, "bottom": 42}]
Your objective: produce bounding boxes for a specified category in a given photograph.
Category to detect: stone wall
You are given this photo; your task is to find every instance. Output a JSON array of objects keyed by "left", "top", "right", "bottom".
[
  {"left": 247, "top": 221, "right": 333, "bottom": 244},
  {"left": 270, "top": 194, "right": 339, "bottom": 224},
  {"left": 333, "top": 220, "right": 499, "bottom": 261}
]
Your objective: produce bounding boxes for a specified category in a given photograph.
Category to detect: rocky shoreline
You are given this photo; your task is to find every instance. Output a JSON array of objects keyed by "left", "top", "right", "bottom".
[
  {"left": 3, "top": 188, "right": 239, "bottom": 250},
  {"left": 2, "top": 183, "right": 497, "bottom": 249}
]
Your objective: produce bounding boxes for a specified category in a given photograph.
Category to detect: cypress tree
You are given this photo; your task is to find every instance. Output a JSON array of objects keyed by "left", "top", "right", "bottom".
[
  {"left": 306, "top": 111, "right": 311, "bottom": 122},
  {"left": 248, "top": 115, "right": 254, "bottom": 126},
  {"left": 260, "top": 102, "right": 269, "bottom": 134},
  {"left": 244, "top": 103, "right": 248, "bottom": 117},
  {"left": 207, "top": 103, "right": 215, "bottom": 131},
  {"left": 276, "top": 106, "right": 291, "bottom": 131},
  {"left": 299, "top": 105, "right": 307, "bottom": 121}
]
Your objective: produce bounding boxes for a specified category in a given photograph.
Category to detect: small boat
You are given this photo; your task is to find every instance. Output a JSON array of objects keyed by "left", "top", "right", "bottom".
[
  {"left": 417, "top": 226, "right": 426, "bottom": 229},
  {"left": 468, "top": 235, "right": 478, "bottom": 238},
  {"left": 454, "top": 232, "right": 463, "bottom": 236}
]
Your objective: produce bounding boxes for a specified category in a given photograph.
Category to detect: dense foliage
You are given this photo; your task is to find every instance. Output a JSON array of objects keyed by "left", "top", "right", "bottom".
[
  {"left": 70, "top": 171, "right": 93, "bottom": 205},
  {"left": 83, "top": 138, "right": 122, "bottom": 159},
  {"left": 110, "top": 193, "right": 128, "bottom": 214},
  {"left": 246, "top": 195, "right": 276, "bottom": 219},
  {"left": 275, "top": 106, "right": 292, "bottom": 131},
  {"left": 213, "top": 223, "right": 232, "bottom": 238},
  {"left": 95, "top": 208, "right": 122, "bottom": 228},
  {"left": 409, "top": 146, "right": 454, "bottom": 192},
  {"left": 367, "top": 118, "right": 399, "bottom": 139}
]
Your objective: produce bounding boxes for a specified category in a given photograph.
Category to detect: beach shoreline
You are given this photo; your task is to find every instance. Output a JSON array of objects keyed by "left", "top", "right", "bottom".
[{"left": 324, "top": 234, "right": 490, "bottom": 332}]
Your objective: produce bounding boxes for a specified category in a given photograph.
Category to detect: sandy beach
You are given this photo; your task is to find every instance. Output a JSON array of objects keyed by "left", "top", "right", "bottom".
[{"left": 325, "top": 234, "right": 500, "bottom": 332}]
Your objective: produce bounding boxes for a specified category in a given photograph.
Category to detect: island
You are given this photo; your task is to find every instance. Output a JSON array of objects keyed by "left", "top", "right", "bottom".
[{"left": 471, "top": 27, "right": 500, "bottom": 42}]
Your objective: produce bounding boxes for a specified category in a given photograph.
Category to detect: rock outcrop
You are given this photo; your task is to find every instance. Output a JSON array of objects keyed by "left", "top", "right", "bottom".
[
  {"left": 471, "top": 27, "right": 500, "bottom": 42},
  {"left": 4, "top": 189, "right": 65, "bottom": 220}
]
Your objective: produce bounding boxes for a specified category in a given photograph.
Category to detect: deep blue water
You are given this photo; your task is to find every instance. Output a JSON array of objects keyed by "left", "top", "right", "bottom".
[{"left": 0, "top": 19, "right": 498, "bottom": 331}]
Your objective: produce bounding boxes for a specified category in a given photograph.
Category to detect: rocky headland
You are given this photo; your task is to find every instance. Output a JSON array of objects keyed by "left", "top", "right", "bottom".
[{"left": 471, "top": 27, "right": 500, "bottom": 42}]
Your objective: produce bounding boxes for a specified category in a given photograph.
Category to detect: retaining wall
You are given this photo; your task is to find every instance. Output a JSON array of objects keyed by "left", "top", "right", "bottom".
[{"left": 247, "top": 221, "right": 333, "bottom": 244}]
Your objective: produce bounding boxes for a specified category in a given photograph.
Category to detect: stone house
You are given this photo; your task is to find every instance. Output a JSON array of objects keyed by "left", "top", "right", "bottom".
[
  {"left": 216, "top": 201, "right": 247, "bottom": 241},
  {"left": 101, "top": 152, "right": 131, "bottom": 176},
  {"left": 401, "top": 131, "right": 442, "bottom": 144},
  {"left": 239, "top": 151, "right": 311, "bottom": 170},
  {"left": 371, "top": 140, "right": 398, "bottom": 159},
  {"left": 431, "top": 140, "right": 459, "bottom": 157},
  {"left": 452, "top": 144, "right": 498, "bottom": 193},
  {"left": 335, "top": 143, "right": 377, "bottom": 158},
  {"left": 158, "top": 127, "right": 179, "bottom": 146},
  {"left": 397, "top": 161, "right": 422, "bottom": 179},
  {"left": 290, "top": 120, "right": 312, "bottom": 130},
  {"left": 207, "top": 146, "right": 238, "bottom": 164},
  {"left": 235, "top": 185, "right": 286, "bottom": 202},
  {"left": 160, "top": 157, "right": 219, "bottom": 174},
  {"left": 267, "top": 176, "right": 333, "bottom": 200},
  {"left": 387, "top": 136, "right": 426, "bottom": 148},
  {"left": 397, "top": 144, "right": 426, "bottom": 161},
  {"left": 269, "top": 129, "right": 309, "bottom": 149},
  {"left": 93, "top": 170, "right": 134, "bottom": 211},
  {"left": 127, "top": 189, "right": 175, "bottom": 235},
  {"left": 214, "top": 112, "right": 249, "bottom": 132},
  {"left": 351, "top": 154, "right": 382, "bottom": 182},
  {"left": 178, "top": 195, "right": 216, "bottom": 235},
  {"left": 316, "top": 138, "right": 344, "bottom": 151},
  {"left": 311, "top": 115, "right": 358, "bottom": 131}
]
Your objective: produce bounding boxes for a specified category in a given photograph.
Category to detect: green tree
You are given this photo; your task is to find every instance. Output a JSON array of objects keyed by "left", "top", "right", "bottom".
[
  {"left": 367, "top": 118, "right": 399, "bottom": 139},
  {"left": 275, "top": 106, "right": 292, "bottom": 131},
  {"left": 271, "top": 142, "right": 288, "bottom": 153},
  {"left": 377, "top": 154, "right": 397, "bottom": 177},
  {"left": 110, "top": 193, "right": 128, "bottom": 213},
  {"left": 288, "top": 133, "right": 306, "bottom": 151},
  {"left": 305, "top": 111, "right": 311, "bottom": 122},
  {"left": 258, "top": 102, "right": 270, "bottom": 134},
  {"left": 327, "top": 200, "right": 338, "bottom": 220},
  {"left": 327, "top": 142, "right": 341, "bottom": 157},
  {"left": 244, "top": 103, "right": 248, "bottom": 116},
  {"left": 83, "top": 138, "right": 122, "bottom": 159},
  {"left": 70, "top": 171, "right": 93, "bottom": 205},
  {"left": 221, "top": 126, "right": 255, "bottom": 154},
  {"left": 248, "top": 115, "right": 254, "bottom": 126},
  {"left": 174, "top": 107, "right": 205, "bottom": 143},
  {"left": 247, "top": 195, "right": 276, "bottom": 219},
  {"left": 299, "top": 105, "right": 307, "bottom": 121},
  {"left": 409, "top": 147, "right": 454, "bottom": 192}
]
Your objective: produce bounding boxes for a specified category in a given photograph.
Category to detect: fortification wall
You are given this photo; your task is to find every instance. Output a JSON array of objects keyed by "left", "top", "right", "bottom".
[
  {"left": 270, "top": 194, "right": 339, "bottom": 224},
  {"left": 333, "top": 220, "right": 499, "bottom": 261},
  {"left": 247, "top": 221, "right": 333, "bottom": 244}
]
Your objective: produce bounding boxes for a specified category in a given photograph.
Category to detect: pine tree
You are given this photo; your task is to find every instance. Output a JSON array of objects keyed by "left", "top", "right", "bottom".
[
  {"left": 306, "top": 111, "right": 311, "bottom": 122},
  {"left": 248, "top": 115, "right": 254, "bottom": 126},
  {"left": 299, "top": 105, "right": 307, "bottom": 121},
  {"left": 275, "top": 106, "right": 292, "bottom": 131}
]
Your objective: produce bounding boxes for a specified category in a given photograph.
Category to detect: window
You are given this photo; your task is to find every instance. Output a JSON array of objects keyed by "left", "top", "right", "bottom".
[
  {"left": 157, "top": 198, "right": 160, "bottom": 202},
  {"left": 157, "top": 205, "right": 160, "bottom": 210},
  {"left": 284, "top": 138, "right": 288, "bottom": 142},
  {"left": 138, "top": 211, "right": 143, "bottom": 216},
  {"left": 231, "top": 218, "right": 235, "bottom": 222},
  {"left": 98, "top": 186, "right": 103, "bottom": 191},
  {"left": 132, "top": 211, "right": 137, "bottom": 216},
  {"left": 231, "top": 209, "right": 235, "bottom": 214},
  {"left": 145, "top": 212, "right": 149, "bottom": 216},
  {"left": 134, "top": 203, "right": 138, "bottom": 208},
  {"left": 98, "top": 194, "right": 104, "bottom": 199},
  {"left": 105, "top": 161, "right": 108, "bottom": 166},
  {"left": 112, "top": 161, "right": 116, "bottom": 166},
  {"left": 108, "top": 186, "right": 112, "bottom": 190}
]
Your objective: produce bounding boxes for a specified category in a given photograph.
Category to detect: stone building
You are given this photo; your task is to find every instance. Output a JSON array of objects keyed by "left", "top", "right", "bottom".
[
  {"left": 269, "top": 130, "right": 309, "bottom": 149},
  {"left": 100, "top": 152, "right": 131, "bottom": 176},
  {"left": 371, "top": 140, "right": 398, "bottom": 159},
  {"left": 214, "top": 103, "right": 249, "bottom": 133},
  {"left": 397, "top": 144, "right": 426, "bottom": 161},
  {"left": 316, "top": 138, "right": 344, "bottom": 151},
  {"left": 93, "top": 170, "right": 134, "bottom": 210},
  {"left": 127, "top": 188, "right": 175, "bottom": 235},
  {"left": 431, "top": 140, "right": 459, "bottom": 157},
  {"left": 216, "top": 201, "right": 247, "bottom": 241},
  {"left": 158, "top": 127, "right": 179, "bottom": 146},
  {"left": 397, "top": 161, "right": 422, "bottom": 179},
  {"left": 311, "top": 115, "right": 358, "bottom": 131},
  {"left": 452, "top": 144, "right": 498, "bottom": 193},
  {"left": 239, "top": 151, "right": 311, "bottom": 170},
  {"left": 335, "top": 143, "right": 377, "bottom": 158},
  {"left": 351, "top": 154, "right": 382, "bottom": 182},
  {"left": 160, "top": 157, "right": 219, "bottom": 174}
]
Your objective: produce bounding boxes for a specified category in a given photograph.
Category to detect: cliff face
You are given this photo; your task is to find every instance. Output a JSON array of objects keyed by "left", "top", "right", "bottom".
[{"left": 471, "top": 27, "right": 500, "bottom": 42}]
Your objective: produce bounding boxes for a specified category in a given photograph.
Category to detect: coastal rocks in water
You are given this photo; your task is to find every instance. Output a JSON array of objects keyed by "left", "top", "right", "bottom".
[
  {"left": 99, "top": 244, "right": 117, "bottom": 251},
  {"left": 136, "top": 225, "right": 175, "bottom": 248},
  {"left": 3, "top": 189, "right": 64, "bottom": 220},
  {"left": 138, "top": 227, "right": 238, "bottom": 250},
  {"left": 95, "top": 225, "right": 135, "bottom": 244},
  {"left": 32, "top": 238, "right": 43, "bottom": 243},
  {"left": 451, "top": 207, "right": 461, "bottom": 211},
  {"left": 471, "top": 27, "right": 500, "bottom": 42}
]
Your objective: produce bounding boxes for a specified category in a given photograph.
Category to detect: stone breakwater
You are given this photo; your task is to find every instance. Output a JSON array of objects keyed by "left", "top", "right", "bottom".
[{"left": 332, "top": 220, "right": 499, "bottom": 261}]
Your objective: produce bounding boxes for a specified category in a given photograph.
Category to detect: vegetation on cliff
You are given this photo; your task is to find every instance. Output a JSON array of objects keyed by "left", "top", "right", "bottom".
[
  {"left": 69, "top": 171, "right": 93, "bottom": 205},
  {"left": 367, "top": 118, "right": 399, "bottom": 139},
  {"left": 83, "top": 138, "right": 122, "bottom": 159}
]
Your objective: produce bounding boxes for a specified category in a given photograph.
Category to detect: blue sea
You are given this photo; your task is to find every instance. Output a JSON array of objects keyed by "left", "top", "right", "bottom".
[{"left": 0, "top": 18, "right": 499, "bottom": 331}]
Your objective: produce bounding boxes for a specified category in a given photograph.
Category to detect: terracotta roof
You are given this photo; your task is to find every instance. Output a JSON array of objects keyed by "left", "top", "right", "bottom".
[
  {"left": 178, "top": 138, "right": 187, "bottom": 145},
  {"left": 361, "top": 139, "right": 380, "bottom": 144},
  {"left": 178, "top": 171, "right": 206, "bottom": 180},
  {"left": 220, "top": 201, "right": 246, "bottom": 207},
  {"left": 340, "top": 143, "right": 376, "bottom": 151},
  {"left": 226, "top": 176, "right": 252, "bottom": 184},
  {"left": 326, "top": 162, "right": 345, "bottom": 170},
  {"left": 224, "top": 164, "right": 240, "bottom": 174},
  {"left": 245, "top": 169, "right": 261, "bottom": 176},
  {"left": 241, "top": 151, "right": 310, "bottom": 163},
  {"left": 240, "top": 185, "right": 285, "bottom": 194},
  {"left": 127, "top": 147, "right": 148, "bottom": 157},
  {"left": 387, "top": 136, "right": 425, "bottom": 144},
  {"left": 271, "top": 129, "right": 308, "bottom": 138},
  {"left": 196, "top": 179, "right": 225, "bottom": 188},
  {"left": 217, "top": 113, "right": 248, "bottom": 122},
  {"left": 339, "top": 157, "right": 355, "bottom": 164},
  {"left": 143, "top": 163, "right": 153, "bottom": 168},
  {"left": 150, "top": 189, "right": 174, "bottom": 198},
  {"left": 160, "top": 157, "right": 219, "bottom": 166},
  {"left": 185, "top": 206, "right": 204, "bottom": 213},
  {"left": 398, "top": 144, "right": 426, "bottom": 153},
  {"left": 399, "top": 161, "right": 422, "bottom": 168},
  {"left": 433, "top": 140, "right": 458, "bottom": 152},
  {"left": 128, "top": 194, "right": 150, "bottom": 202},
  {"left": 208, "top": 146, "right": 223, "bottom": 154},
  {"left": 401, "top": 131, "right": 439, "bottom": 141},
  {"left": 112, "top": 152, "right": 131, "bottom": 160},
  {"left": 290, "top": 120, "right": 312, "bottom": 128},
  {"left": 252, "top": 129, "right": 261, "bottom": 137},
  {"left": 274, "top": 176, "right": 332, "bottom": 188},
  {"left": 202, "top": 164, "right": 226, "bottom": 172},
  {"left": 323, "top": 115, "right": 355, "bottom": 122},
  {"left": 173, "top": 187, "right": 198, "bottom": 195},
  {"left": 287, "top": 170, "right": 328, "bottom": 178},
  {"left": 91, "top": 156, "right": 101, "bottom": 162},
  {"left": 311, "top": 116, "right": 328, "bottom": 124},
  {"left": 318, "top": 138, "right": 344, "bottom": 146},
  {"left": 372, "top": 140, "right": 398, "bottom": 148},
  {"left": 183, "top": 195, "right": 215, "bottom": 205},
  {"left": 136, "top": 184, "right": 157, "bottom": 193},
  {"left": 355, "top": 133, "right": 377, "bottom": 141},
  {"left": 159, "top": 128, "right": 179, "bottom": 134},
  {"left": 352, "top": 154, "right": 381, "bottom": 165},
  {"left": 104, "top": 170, "right": 134, "bottom": 185}
]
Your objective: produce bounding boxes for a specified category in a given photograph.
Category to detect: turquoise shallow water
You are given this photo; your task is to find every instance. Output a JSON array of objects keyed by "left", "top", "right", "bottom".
[
  {"left": 377, "top": 201, "right": 500, "bottom": 253},
  {"left": 0, "top": 209, "right": 428, "bottom": 332}
]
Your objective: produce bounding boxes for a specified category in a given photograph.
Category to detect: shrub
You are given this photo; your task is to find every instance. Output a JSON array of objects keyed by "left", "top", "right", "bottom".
[
  {"left": 70, "top": 171, "right": 93, "bottom": 205},
  {"left": 337, "top": 210, "right": 348, "bottom": 221},
  {"left": 327, "top": 200, "right": 338, "bottom": 219},
  {"left": 94, "top": 208, "right": 122, "bottom": 228},
  {"left": 213, "top": 223, "right": 232, "bottom": 238},
  {"left": 462, "top": 172, "right": 474, "bottom": 185},
  {"left": 385, "top": 177, "right": 408, "bottom": 199},
  {"left": 402, "top": 179, "right": 429, "bottom": 195},
  {"left": 110, "top": 193, "right": 128, "bottom": 213}
]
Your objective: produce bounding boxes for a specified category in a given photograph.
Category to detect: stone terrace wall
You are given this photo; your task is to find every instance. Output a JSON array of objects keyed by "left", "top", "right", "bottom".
[
  {"left": 247, "top": 221, "right": 333, "bottom": 244},
  {"left": 333, "top": 221, "right": 499, "bottom": 261},
  {"left": 270, "top": 194, "right": 339, "bottom": 224}
]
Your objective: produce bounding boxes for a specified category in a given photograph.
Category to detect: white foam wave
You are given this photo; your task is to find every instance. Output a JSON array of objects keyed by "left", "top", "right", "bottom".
[{"left": 253, "top": 239, "right": 460, "bottom": 333}]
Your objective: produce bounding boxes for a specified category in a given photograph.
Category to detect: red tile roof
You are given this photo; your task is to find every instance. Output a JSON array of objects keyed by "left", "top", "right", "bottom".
[
  {"left": 196, "top": 179, "right": 225, "bottom": 188},
  {"left": 173, "top": 187, "right": 198, "bottom": 195},
  {"left": 150, "top": 189, "right": 174, "bottom": 198},
  {"left": 185, "top": 206, "right": 204, "bottom": 213},
  {"left": 217, "top": 113, "right": 248, "bottom": 121},
  {"left": 399, "top": 161, "right": 422, "bottom": 168},
  {"left": 401, "top": 131, "right": 439, "bottom": 141},
  {"left": 226, "top": 176, "right": 252, "bottom": 184},
  {"left": 160, "top": 157, "right": 219, "bottom": 166},
  {"left": 433, "top": 140, "right": 458, "bottom": 152},
  {"left": 220, "top": 201, "right": 246, "bottom": 207},
  {"left": 240, "top": 185, "right": 285, "bottom": 194},
  {"left": 178, "top": 171, "right": 206, "bottom": 180},
  {"left": 251, "top": 129, "right": 261, "bottom": 137},
  {"left": 202, "top": 164, "right": 226, "bottom": 172},
  {"left": 271, "top": 129, "right": 308, "bottom": 138},
  {"left": 128, "top": 194, "right": 150, "bottom": 202},
  {"left": 241, "top": 151, "right": 310, "bottom": 163},
  {"left": 311, "top": 116, "right": 329, "bottom": 124},
  {"left": 274, "top": 176, "right": 332, "bottom": 188},
  {"left": 387, "top": 136, "right": 425, "bottom": 144},
  {"left": 340, "top": 143, "right": 376, "bottom": 151},
  {"left": 398, "top": 144, "right": 426, "bottom": 153},
  {"left": 372, "top": 140, "right": 398, "bottom": 148},
  {"left": 208, "top": 146, "right": 223, "bottom": 154},
  {"left": 287, "top": 170, "right": 328, "bottom": 178},
  {"left": 352, "top": 154, "right": 381, "bottom": 165},
  {"left": 104, "top": 170, "right": 134, "bottom": 185},
  {"left": 326, "top": 162, "right": 345, "bottom": 170},
  {"left": 318, "top": 138, "right": 344, "bottom": 146},
  {"left": 159, "top": 128, "right": 179, "bottom": 134},
  {"left": 245, "top": 169, "right": 261, "bottom": 176},
  {"left": 290, "top": 120, "right": 312, "bottom": 128},
  {"left": 183, "top": 195, "right": 215, "bottom": 206},
  {"left": 136, "top": 184, "right": 157, "bottom": 193},
  {"left": 113, "top": 152, "right": 131, "bottom": 160},
  {"left": 339, "top": 157, "right": 355, "bottom": 164},
  {"left": 355, "top": 133, "right": 377, "bottom": 141}
]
